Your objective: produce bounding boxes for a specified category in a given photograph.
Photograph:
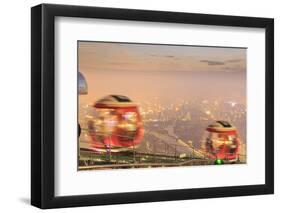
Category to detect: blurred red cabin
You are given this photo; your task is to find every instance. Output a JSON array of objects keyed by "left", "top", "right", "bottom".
[
  {"left": 88, "top": 95, "right": 144, "bottom": 152},
  {"left": 204, "top": 121, "right": 240, "bottom": 162}
]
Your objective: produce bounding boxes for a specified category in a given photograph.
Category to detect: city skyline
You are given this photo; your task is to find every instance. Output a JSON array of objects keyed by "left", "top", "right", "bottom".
[{"left": 78, "top": 41, "right": 247, "bottom": 170}]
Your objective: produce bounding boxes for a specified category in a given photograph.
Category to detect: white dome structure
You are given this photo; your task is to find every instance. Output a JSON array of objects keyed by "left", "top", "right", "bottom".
[{"left": 78, "top": 72, "right": 88, "bottom": 95}]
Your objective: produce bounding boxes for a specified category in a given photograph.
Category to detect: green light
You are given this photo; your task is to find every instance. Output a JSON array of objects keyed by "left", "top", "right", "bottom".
[{"left": 215, "top": 159, "right": 224, "bottom": 165}]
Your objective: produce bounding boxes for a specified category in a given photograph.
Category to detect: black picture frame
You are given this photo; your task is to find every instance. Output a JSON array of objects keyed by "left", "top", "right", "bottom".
[{"left": 31, "top": 3, "right": 274, "bottom": 209}]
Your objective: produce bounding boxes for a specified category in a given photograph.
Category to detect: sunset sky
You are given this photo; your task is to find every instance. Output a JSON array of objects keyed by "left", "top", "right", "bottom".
[{"left": 78, "top": 41, "right": 246, "bottom": 105}]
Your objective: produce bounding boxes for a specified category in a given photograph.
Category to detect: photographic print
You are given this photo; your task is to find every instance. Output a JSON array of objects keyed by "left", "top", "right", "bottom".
[
  {"left": 78, "top": 41, "right": 247, "bottom": 170},
  {"left": 31, "top": 5, "right": 274, "bottom": 208}
]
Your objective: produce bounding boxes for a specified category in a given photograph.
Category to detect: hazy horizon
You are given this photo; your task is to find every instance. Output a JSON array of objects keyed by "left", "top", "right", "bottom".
[
  {"left": 78, "top": 41, "right": 247, "bottom": 169},
  {"left": 78, "top": 41, "right": 246, "bottom": 106}
]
